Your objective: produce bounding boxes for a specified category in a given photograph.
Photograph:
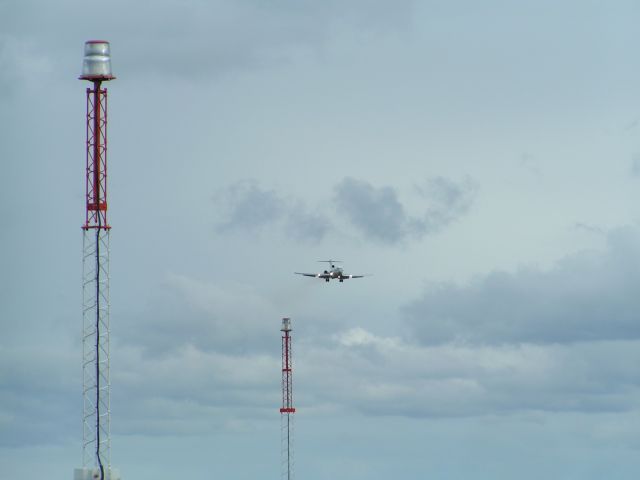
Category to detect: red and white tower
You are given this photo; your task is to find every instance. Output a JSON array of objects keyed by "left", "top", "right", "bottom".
[
  {"left": 280, "top": 317, "right": 296, "bottom": 480},
  {"left": 75, "top": 40, "right": 119, "bottom": 480}
]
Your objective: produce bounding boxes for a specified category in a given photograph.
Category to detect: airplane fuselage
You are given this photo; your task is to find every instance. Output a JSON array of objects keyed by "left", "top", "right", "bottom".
[
  {"left": 323, "top": 267, "right": 351, "bottom": 282},
  {"left": 327, "top": 267, "right": 343, "bottom": 278}
]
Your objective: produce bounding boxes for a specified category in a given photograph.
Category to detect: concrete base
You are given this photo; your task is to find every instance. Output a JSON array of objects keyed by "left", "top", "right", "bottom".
[{"left": 74, "top": 467, "right": 121, "bottom": 480}]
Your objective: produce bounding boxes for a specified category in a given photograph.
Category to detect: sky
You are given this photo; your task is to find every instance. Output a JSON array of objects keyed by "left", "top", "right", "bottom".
[{"left": 1, "top": 0, "right": 640, "bottom": 479}]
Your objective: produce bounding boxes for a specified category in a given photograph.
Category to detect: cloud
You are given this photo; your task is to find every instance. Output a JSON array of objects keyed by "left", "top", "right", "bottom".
[
  {"left": 0, "top": 0, "right": 414, "bottom": 83},
  {"left": 6, "top": 252, "right": 639, "bottom": 445},
  {"left": 119, "top": 273, "right": 279, "bottom": 355},
  {"left": 285, "top": 202, "right": 333, "bottom": 241},
  {"left": 403, "top": 226, "right": 640, "bottom": 345},
  {"left": 214, "top": 180, "right": 331, "bottom": 241},
  {"left": 299, "top": 328, "right": 640, "bottom": 419},
  {"left": 413, "top": 176, "right": 477, "bottom": 233},
  {"left": 101, "top": 273, "right": 284, "bottom": 436},
  {"left": 333, "top": 176, "right": 477, "bottom": 244},
  {"left": 215, "top": 177, "right": 476, "bottom": 245},
  {"left": 333, "top": 177, "right": 409, "bottom": 244},
  {"left": 574, "top": 222, "right": 606, "bottom": 235},
  {"left": 109, "top": 0, "right": 416, "bottom": 80},
  {"left": 0, "top": 346, "right": 77, "bottom": 447},
  {"left": 0, "top": 271, "right": 289, "bottom": 444},
  {"left": 518, "top": 153, "right": 543, "bottom": 178},
  {"left": 111, "top": 344, "right": 280, "bottom": 436},
  {"left": 215, "top": 181, "right": 286, "bottom": 233}
]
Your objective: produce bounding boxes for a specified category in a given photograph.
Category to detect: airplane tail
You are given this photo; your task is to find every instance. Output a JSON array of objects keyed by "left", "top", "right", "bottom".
[{"left": 318, "top": 259, "right": 342, "bottom": 265}]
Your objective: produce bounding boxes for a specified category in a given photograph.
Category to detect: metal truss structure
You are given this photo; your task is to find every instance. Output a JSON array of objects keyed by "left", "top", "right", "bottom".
[
  {"left": 82, "top": 228, "right": 111, "bottom": 470},
  {"left": 81, "top": 77, "right": 112, "bottom": 478},
  {"left": 280, "top": 318, "right": 296, "bottom": 480}
]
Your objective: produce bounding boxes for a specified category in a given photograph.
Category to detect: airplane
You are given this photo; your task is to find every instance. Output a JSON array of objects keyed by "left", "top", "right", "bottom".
[{"left": 295, "top": 260, "right": 367, "bottom": 283}]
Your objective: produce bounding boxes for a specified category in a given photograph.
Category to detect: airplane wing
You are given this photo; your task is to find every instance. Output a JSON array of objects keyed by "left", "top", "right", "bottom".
[
  {"left": 339, "top": 274, "right": 365, "bottom": 280},
  {"left": 295, "top": 272, "right": 330, "bottom": 279}
]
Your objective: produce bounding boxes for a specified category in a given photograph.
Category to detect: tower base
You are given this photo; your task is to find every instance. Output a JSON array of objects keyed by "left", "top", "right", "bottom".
[{"left": 74, "top": 467, "right": 121, "bottom": 480}]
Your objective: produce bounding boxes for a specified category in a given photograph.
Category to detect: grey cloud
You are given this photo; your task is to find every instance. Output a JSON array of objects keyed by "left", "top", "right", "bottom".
[
  {"left": 0, "top": 0, "right": 414, "bottom": 82},
  {"left": 519, "top": 153, "right": 543, "bottom": 178},
  {"left": 111, "top": 345, "right": 279, "bottom": 436},
  {"left": 285, "top": 203, "right": 333, "bottom": 241},
  {"left": 0, "top": 347, "right": 77, "bottom": 447},
  {"left": 119, "top": 273, "right": 278, "bottom": 356},
  {"left": 574, "top": 222, "right": 606, "bottom": 235},
  {"left": 122, "top": 0, "right": 415, "bottom": 79},
  {"left": 301, "top": 329, "right": 640, "bottom": 419},
  {"left": 215, "top": 181, "right": 331, "bottom": 242},
  {"left": 333, "top": 176, "right": 477, "bottom": 244},
  {"left": 413, "top": 176, "right": 477, "bottom": 234},
  {"left": 403, "top": 226, "right": 640, "bottom": 345},
  {"left": 0, "top": 271, "right": 286, "bottom": 444},
  {"left": 216, "top": 177, "right": 476, "bottom": 244},
  {"left": 215, "top": 181, "right": 285, "bottom": 233},
  {"left": 334, "top": 177, "right": 409, "bottom": 244},
  {"left": 108, "top": 274, "right": 283, "bottom": 436},
  {"left": 121, "top": 1, "right": 411, "bottom": 79}
]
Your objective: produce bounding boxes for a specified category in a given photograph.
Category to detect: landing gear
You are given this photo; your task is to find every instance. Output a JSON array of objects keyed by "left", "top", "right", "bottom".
[
  {"left": 339, "top": 279, "right": 343, "bottom": 282},
  {"left": 325, "top": 278, "right": 329, "bottom": 282}
]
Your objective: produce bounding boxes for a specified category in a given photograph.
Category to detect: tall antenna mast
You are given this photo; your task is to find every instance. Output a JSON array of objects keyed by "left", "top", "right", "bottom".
[
  {"left": 75, "top": 40, "right": 119, "bottom": 480},
  {"left": 280, "top": 317, "right": 296, "bottom": 480}
]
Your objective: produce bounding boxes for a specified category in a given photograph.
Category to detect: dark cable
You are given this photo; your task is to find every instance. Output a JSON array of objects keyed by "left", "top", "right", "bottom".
[{"left": 95, "top": 224, "right": 105, "bottom": 480}]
